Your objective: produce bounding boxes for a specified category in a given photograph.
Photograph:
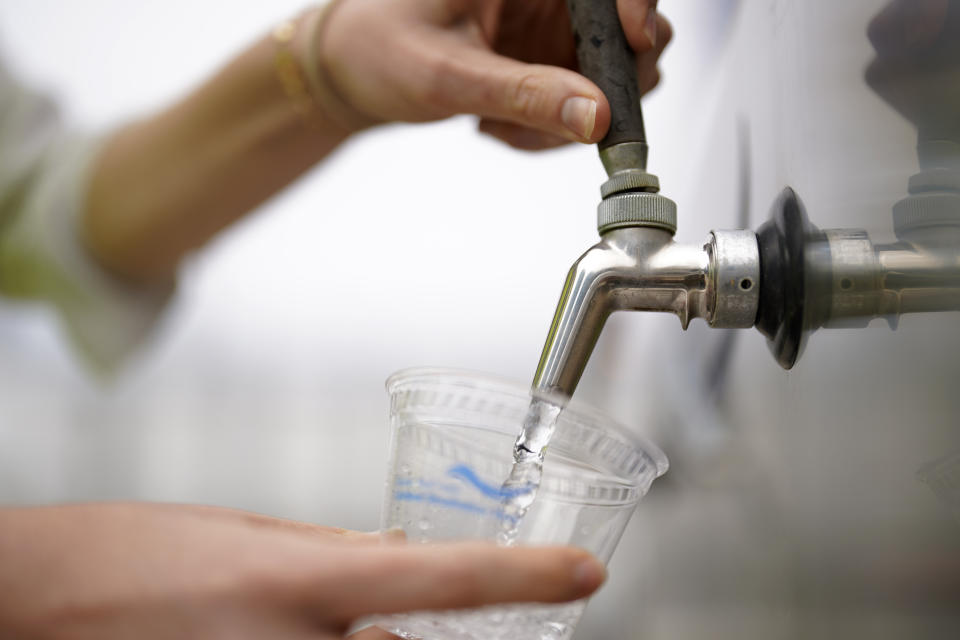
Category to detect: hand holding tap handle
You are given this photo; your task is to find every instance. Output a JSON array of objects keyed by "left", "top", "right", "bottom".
[{"left": 566, "top": 0, "right": 647, "bottom": 150}]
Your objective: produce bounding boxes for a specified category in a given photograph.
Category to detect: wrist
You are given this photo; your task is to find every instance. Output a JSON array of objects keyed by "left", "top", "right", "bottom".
[{"left": 292, "top": 3, "right": 380, "bottom": 135}]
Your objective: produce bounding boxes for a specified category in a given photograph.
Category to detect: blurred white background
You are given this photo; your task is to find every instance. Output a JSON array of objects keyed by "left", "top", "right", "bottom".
[
  {"left": 0, "top": 0, "right": 711, "bottom": 536},
  {"left": 3, "top": 2, "right": 958, "bottom": 639},
  {"left": 0, "top": 4, "right": 720, "bottom": 638},
  {"left": 0, "top": 1, "right": 725, "bottom": 519}
]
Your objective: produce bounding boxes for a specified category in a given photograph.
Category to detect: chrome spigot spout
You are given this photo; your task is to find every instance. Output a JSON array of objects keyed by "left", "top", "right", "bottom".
[
  {"left": 532, "top": 226, "right": 760, "bottom": 398},
  {"left": 531, "top": 227, "right": 702, "bottom": 397},
  {"left": 533, "top": 182, "right": 960, "bottom": 397}
]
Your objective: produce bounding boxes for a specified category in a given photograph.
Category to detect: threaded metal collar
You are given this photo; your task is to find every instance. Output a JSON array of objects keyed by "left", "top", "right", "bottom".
[
  {"left": 600, "top": 171, "right": 660, "bottom": 198},
  {"left": 597, "top": 192, "right": 678, "bottom": 234}
]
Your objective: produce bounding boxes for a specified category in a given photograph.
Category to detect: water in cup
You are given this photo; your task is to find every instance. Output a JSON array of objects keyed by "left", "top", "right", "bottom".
[{"left": 379, "top": 369, "right": 667, "bottom": 640}]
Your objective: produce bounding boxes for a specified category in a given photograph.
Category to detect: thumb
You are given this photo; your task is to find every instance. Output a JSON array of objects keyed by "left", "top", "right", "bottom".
[{"left": 434, "top": 46, "right": 611, "bottom": 144}]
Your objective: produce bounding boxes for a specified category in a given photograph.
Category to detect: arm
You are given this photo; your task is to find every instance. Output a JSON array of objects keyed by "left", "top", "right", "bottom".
[
  {"left": 0, "top": 0, "right": 668, "bottom": 367},
  {"left": 81, "top": 0, "right": 671, "bottom": 285},
  {"left": 83, "top": 8, "right": 351, "bottom": 285}
]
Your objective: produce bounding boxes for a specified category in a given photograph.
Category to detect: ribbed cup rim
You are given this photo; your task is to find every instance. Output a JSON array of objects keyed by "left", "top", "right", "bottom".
[{"left": 385, "top": 367, "right": 668, "bottom": 478}]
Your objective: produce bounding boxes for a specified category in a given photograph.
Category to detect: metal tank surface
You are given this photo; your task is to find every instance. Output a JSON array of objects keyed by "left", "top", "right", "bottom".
[{"left": 563, "top": 1, "right": 960, "bottom": 638}]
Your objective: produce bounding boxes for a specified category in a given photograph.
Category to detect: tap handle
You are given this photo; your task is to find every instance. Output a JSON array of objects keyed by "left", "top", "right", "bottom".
[{"left": 566, "top": 0, "right": 646, "bottom": 149}]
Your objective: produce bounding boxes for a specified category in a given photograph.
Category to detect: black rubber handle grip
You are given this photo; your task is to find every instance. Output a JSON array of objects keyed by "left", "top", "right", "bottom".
[{"left": 566, "top": 0, "right": 646, "bottom": 149}]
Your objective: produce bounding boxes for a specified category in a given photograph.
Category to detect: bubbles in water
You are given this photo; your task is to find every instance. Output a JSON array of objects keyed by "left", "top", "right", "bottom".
[{"left": 545, "top": 621, "right": 571, "bottom": 640}]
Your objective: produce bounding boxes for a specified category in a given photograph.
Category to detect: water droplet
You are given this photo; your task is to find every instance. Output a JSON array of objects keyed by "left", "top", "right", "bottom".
[{"left": 417, "top": 519, "right": 432, "bottom": 531}]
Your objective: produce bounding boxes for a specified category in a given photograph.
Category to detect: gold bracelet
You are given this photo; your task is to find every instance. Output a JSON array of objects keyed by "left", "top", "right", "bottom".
[
  {"left": 301, "top": 2, "right": 377, "bottom": 132},
  {"left": 272, "top": 4, "right": 372, "bottom": 133},
  {"left": 272, "top": 18, "right": 320, "bottom": 128}
]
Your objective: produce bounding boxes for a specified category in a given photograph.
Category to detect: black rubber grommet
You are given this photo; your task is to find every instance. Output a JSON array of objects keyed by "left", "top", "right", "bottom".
[{"left": 755, "top": 188, "right": 822, "bottom": 369}]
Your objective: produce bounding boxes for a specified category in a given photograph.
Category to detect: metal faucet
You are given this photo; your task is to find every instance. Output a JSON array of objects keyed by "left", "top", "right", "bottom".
[
  {"left": 532, "top": 142, "right": 760, "bottom": 397},
  {"left": 534, "top": 2, "right": 760, "bottom": 397},
  {"left": 533, "top": 141, "right": 960, "bottom": 399},
  {"left": 537, "top": 0, "right": 960, "bottom": 399}
]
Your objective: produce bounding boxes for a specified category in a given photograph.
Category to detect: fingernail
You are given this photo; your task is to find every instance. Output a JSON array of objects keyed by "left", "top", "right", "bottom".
[
  {"left": 644, "top": 8, "right": 658, "bottom": 47},
  {"left": 573, "top": 558, "right": 607, "bottom": 593},
  {"left": 561, "top": 96, "right": 597, "bottom": 141}
]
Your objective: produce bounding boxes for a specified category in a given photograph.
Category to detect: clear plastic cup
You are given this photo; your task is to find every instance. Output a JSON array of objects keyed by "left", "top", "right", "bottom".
[{"left": 376, "top": 368, "right": 668, "bottom": 640}]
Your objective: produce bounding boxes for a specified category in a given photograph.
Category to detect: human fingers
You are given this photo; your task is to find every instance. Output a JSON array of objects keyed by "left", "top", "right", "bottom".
[
  {"left": 618, "top": 0, "right": 659, "bottom": 52},
  {"left": 478, "top": 119, "right": 572, "bottom": 151},
  {"left": 312, "top": 543, "right": 606, "bottom": 621},
  {"left": 165, "top": 504, "right": 381, "bottom": 543},
  {"left": 637, "top": 14, "right": 672, "bottom": 95},
  {"left": 425, "top": 43, "right": 611, "bottom": 143}
]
